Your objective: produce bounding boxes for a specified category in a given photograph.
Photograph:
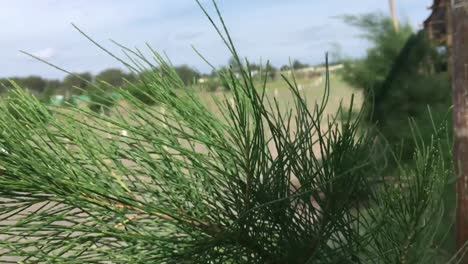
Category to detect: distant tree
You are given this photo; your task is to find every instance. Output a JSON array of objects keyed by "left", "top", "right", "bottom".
[
  {"left": 265, "top": 64, "right": 277, "bottom": 79},
  {"left": 174, "top": 65, "right": 200, "bottom": 86},
  {"left": 280, "top": 65, "right": 291, "bottom": 71},
  {"left": 201, "top": 78, "right": 221, "bottom": 92},
  {"left": 123, "top": 72, "right": 137, "bottom": 83},
  {"left": 138, "top": 68, "right": 161, "bottom": 80},
  {"left": 96, "top": 68, "right": 127, "bottom": 87},
  {"left": 46, "top": 80, "right": 62, "bottom": 91},
  {"left": 250, "top": 63, "right": 278, "bottom": 79},
  {"left": 341, "top": 13, "right": 451, "bottom": 163},
  {"left": 63, "top": 72, "right": 93, "bottom": 98},
  {"left": 248, "top": 63, "right": 260, "bottom": 72},
  {"left": 340, "top": 13, "right": 413, "bottom": 91},
  {"left": 19, "top": 76, "right": 47, "bottom": 93},
  {"left": 292, "top": 60, "right": 308, "bottom": 70},
  {"left": 63, "top": 72, "right": 93, "bottom": 89}
]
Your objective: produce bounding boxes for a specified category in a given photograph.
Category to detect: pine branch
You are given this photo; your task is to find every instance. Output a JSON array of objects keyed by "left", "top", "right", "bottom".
[{"left": 0, "top": 1, "right": 454, "bottom": 263}]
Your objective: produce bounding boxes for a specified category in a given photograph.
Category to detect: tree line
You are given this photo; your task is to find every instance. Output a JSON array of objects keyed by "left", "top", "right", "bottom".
[
  {"left": 0, "top": 66, "right": 200, "bottom": 98},
  {"left": 0, "top": 59, "right": 313, "bottom": 98}
]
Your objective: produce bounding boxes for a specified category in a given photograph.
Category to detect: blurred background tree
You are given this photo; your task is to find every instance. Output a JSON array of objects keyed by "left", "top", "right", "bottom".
[
  {"left": 174, "top": 65, "right": 200, "bottom": 86},
  {"left": 341, "top": 13, "right": 413, "bottom": 91},
  {"left": 63, "top": 72, "right": 93, "bottom": 97},
  {"left": 96, "top": 68, "right": 130, "bottom": 87},
  {"left": 341, "top": 13, "right": 451, "bottom": 163},
  {"left": 341, "top": 14, "right": 454, "bottom": 255},
  {"left": 17, "top": 76, "right": 47, "bottom": 93},
  {"left": 63, "top": 72, "right": 93, "bottom": 88},
  {"left": 292, "top": 59, "right": 309, "bottom": 70}
]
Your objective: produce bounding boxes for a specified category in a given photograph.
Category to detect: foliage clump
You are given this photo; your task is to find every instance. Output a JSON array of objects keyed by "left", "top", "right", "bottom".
[
  {"left": 341, "top": 13, "right": 413, "bottom": 91},
  {"left": 341, "top": 13, "right": 451, "bottom": 162}
]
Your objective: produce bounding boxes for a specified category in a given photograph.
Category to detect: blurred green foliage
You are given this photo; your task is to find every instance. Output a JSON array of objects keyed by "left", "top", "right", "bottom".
[
  {"left": 342, "top": 13, "right": 451, "bottom": 162},
  {"left": 341, "top": 13, "right": 413, "bottom": 91},
  {"left": 174, "top": 65, "right": 200, "bottom": 86},
  {"left": 96, "top": 68, "right": 135, "bottom": 87}
]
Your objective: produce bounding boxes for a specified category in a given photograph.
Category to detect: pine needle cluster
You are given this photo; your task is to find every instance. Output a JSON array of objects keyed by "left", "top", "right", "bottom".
[{"left": 0, "top": 1, "right": 457, "bottom": 263}]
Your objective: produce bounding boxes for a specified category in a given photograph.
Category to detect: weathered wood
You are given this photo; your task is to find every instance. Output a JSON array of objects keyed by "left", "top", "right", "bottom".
[
  {"left": 424, "top": 0, "right": 451, "bottom": 45},
  {"left": 452, "top": 1, "right": 468, "bottom": 261}
]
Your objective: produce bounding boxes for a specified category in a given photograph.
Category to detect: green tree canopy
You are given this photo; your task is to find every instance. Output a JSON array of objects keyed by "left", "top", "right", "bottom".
[
  {"left": 292, "top": 60, "right": 308, "bottom": 70},
  {"left": 96, "top": 68, "right": 128, "bottom": 87},
  {"left": 18, "top": 76, "right": 47, "bottom": 93},
  {"left": 340, "top": 13, "right": 451, "bottom": 163},
  {"left": 45, "top": 79, "right": 62, "bottom": 90},
  {"left": 63, "top": 72, "right": 93, "bottom": 89},
  {"left": 341, "top": 13, "right": 413, "bottom": 90},
  {"left": 174, "top": 65, "right": 200, "bottom": 86}
]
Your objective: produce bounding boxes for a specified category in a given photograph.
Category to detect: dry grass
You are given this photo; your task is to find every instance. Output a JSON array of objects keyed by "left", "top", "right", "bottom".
[{"left": 199, "top": 75, "right": 360, "bottom": 118}]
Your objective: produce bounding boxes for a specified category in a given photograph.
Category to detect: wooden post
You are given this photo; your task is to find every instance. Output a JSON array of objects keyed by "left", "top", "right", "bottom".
[
  {"left": 388, "top": 0, "right": 399, "bottom": 32},
  {"left": 453, "top": 0, "right": 468, "bottom": 261}
]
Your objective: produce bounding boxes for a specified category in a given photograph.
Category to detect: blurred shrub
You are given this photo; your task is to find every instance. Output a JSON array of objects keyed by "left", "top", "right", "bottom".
[
  {"left": 342, "top": 13, "right": 451, "bottom": 162},
  {"left": 202, "top": 79, "right": 221, "bottom": 92},
  {"left": 341, "top": 13, "right": 413, "bottom": 91},
  {"left": 373, "top": 31, "right": 451, "bottom": 161}
]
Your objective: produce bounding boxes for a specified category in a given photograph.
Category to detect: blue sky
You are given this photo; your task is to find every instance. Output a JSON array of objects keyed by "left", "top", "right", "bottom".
[{"left": 0, "top": 0, "right": 432, "bottom": 79}]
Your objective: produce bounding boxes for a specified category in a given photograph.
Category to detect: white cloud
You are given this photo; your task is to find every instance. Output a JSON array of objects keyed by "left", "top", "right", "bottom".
[{"left": 32, "top": 48, "right": 56, "bottom": 60}]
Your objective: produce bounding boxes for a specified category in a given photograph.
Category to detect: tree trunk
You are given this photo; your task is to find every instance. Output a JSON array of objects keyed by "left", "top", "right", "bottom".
[{"left": 453, "top": 1, "right": 468, "bottom": 262}]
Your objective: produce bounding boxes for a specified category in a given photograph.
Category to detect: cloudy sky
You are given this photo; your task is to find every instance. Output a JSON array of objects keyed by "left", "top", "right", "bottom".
[{"left": 0, "top": 0, "right": 432, "bottom": 79}]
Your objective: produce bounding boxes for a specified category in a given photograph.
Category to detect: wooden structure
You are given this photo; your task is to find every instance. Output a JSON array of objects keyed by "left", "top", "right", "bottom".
[{"left": 423, "top": 0, "right": 452, "bottom": 46}]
